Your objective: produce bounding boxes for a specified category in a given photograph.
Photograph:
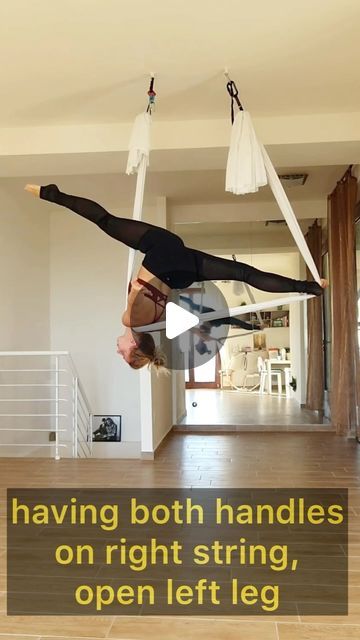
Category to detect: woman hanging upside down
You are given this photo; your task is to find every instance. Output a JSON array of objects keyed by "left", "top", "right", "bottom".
[{"left": 25, "top": 184, "right": 328, "bottom": 371}]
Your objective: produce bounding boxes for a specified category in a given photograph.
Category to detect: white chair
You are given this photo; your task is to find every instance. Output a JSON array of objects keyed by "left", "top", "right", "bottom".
[
  {"left": 284, "top": 367, "right": 292, "bottom": 398},
  {"left": 243, "top": 351, "right": 262, "bottom": 390},
  {"left": 243, "top": 370, "right": 261, "bottom": 390},
  {"left": 258, "top": 357, "right": 282, "bottom": 395},
  {"left": 219, "top": 368, "right": 234, "bottom": 389}
]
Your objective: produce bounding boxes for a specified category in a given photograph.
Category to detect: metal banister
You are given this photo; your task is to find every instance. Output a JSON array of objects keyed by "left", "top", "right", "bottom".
[{"left": 0, "top": 351, "right": 92, "bottom": 459}]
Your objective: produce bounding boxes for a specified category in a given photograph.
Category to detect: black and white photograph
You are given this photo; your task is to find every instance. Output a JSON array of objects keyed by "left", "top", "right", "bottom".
[{"left": 92, "top": 415, "right": 121, "bottom": 442}]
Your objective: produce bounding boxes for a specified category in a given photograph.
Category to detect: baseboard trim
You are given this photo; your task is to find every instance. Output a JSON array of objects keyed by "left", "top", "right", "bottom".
[
  {"left": 175, "top": 411, "right": 187, "bottom": 425},
  {"left": 141, "top": 423, "right": 174, "bottom": 460},
  {"left": 173, "top": 424, "right": 334, "bottom": 433},
  {"left": 141, "top": 451, "right": 155, "bottom": 460}
]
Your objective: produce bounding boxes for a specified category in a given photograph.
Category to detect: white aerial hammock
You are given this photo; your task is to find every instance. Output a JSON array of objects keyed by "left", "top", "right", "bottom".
[
  {"left": 133, "top": 74, "right": 319, "bottom": 334},
  {"left": 125, "top": 75, "right": 156, "bottom": 287},
  {"left": 134, "top": 293, "right": 310, "bottom": 333}
]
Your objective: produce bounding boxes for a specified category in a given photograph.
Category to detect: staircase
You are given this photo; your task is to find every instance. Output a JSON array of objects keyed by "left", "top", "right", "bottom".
[{"left": 0, "top": 351, "right": 92, "bottom": 458}]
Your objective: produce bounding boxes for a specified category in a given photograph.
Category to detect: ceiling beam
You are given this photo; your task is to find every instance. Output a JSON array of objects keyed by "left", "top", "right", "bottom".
[
  {"left": 0, "top": 112, "right": 359, "bottom": 156},
  {"left": 170, "top": 200, "right": 326, "bottom": 225}
]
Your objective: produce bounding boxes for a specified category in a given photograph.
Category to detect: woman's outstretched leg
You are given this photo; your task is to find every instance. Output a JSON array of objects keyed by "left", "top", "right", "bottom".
[
  {"left": 193, "top": 250, "right": 325, "bottom": 296},
  {"left": 25, "top": 183, "right": 159, "bottom": 251}
]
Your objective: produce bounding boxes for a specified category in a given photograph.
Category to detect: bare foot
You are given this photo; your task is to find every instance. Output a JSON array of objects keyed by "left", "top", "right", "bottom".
[
  {"left": 24, "top": 184, "right": 41, "bottom": 197},
  {"left": 320, "top": 278, "right": 329, "bottom": 289}
]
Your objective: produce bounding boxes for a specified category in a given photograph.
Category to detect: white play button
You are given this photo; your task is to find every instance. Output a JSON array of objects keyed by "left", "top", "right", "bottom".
[{"left": 165, "top": 302, "right": 199, "bottom": 340}]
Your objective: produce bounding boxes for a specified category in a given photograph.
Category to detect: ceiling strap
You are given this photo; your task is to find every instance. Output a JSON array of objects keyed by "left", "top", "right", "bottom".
[
  {"left": 226, "top": 79, "right": 243, "bottom": 124},
  {"left": 147, "top": 75, "right": 156, "bottom": 114}
]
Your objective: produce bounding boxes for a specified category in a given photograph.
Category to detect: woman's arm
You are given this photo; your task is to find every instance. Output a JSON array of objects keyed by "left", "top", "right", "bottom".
[
  {"left": 122, "top": 310, "right": 132, "bottom": 327},
  {"left": 122, "top": 280, "right": 147, "bottom": 327}
]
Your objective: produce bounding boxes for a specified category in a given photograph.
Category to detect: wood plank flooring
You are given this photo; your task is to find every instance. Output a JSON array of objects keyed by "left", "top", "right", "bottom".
[
  {"left": 0, "top": 431, "right": 359, "bottom": 639},
  {"left": 180, "top": 390, "right": 331, "bottom": 427}
]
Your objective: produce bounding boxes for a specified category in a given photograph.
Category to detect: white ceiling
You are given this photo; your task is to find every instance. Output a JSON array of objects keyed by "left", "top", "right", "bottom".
[
  {"left": 1, "top": 0, "right": 359, "bottom": 126},
  {"left": 0, "top": 0, "right": 358, "bottom": 235}
]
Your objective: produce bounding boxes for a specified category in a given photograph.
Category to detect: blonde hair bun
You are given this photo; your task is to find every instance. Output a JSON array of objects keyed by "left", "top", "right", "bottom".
[
  {"left": 128, "top": 332, "right": 168, "bottom": 373},
  {"left": 151, "top": 348, "right": 169, "bottom": 374}
]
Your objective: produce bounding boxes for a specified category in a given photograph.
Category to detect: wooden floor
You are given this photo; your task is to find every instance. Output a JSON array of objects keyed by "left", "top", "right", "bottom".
[
  {"left": 1, "top": 431, "right": 360, "bottom": 639},
  {"left": 180, "top": 390, "right": 331, "bottom": 427}
]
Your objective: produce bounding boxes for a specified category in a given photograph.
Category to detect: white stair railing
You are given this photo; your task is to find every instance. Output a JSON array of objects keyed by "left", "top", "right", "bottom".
[{"left": 0, "top": 352, "right": 92, "bottom": 459}]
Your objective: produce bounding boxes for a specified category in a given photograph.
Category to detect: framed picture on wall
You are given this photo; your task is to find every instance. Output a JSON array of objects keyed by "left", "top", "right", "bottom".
[{"left": 92, "top": 415, "right": 121, "bottom": 442}]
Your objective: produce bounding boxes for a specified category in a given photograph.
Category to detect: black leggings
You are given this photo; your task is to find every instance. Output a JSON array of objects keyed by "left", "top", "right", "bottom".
[{"left": 40, "top": 185, "right": 322, "bottom": 295}]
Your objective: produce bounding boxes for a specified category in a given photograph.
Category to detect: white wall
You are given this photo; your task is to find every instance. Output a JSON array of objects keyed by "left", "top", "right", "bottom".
[
  {"left": 173, "top": 368, "right": 186, "bottom": 423},
  {"left": 289, "top": 256, "right": 308, "bottom": 405},
  {"left": 0, "top": 184, "right": 50, "bottom": 349},
  {"left": 289, "top": 302, "right": 306, "bottom": 405},
  {"left": 0, "top": 183, "right": 50, "bottom": 455},
  {"left": 223, "top": 326, "right": 290, "bottom": 361},
  {"left": 151, "top": 368, "right": 173, "bottom": 451},
  {"left": 49, "top": 197, "right": 159, "bottom": 458}
]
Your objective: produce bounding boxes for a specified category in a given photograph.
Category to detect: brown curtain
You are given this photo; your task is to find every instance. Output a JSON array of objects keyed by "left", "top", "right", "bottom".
[
  {"left": 328, "top": 170, "right": 359, "bottom": 435},
  {"left": 305, "top": 221, "right": 324, "bottom": 411}
]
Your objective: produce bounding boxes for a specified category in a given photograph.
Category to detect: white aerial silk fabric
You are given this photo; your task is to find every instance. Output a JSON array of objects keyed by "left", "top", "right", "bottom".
[
  {"left": 126, "top": 112, "right": 151, "bottom": 175},
  {"left": 226, "top": 110, "right": 321, "bottom": 284},
  {"left": 226, "top": 111, "right": 267, "bottom": 194},
  {"left": 133, "top": 293, "right": 313, "bottom": 333},
  {"left": 260, "top": 142, "right": 321, "bottom": 284},
  {"left": 126, "top": 111, "right": 152, "bottom": 285}
]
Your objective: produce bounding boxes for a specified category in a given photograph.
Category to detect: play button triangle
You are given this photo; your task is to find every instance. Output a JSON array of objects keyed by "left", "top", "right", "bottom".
[{"left": 165, "top": 302, "right": 199, "bottom": 340}]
